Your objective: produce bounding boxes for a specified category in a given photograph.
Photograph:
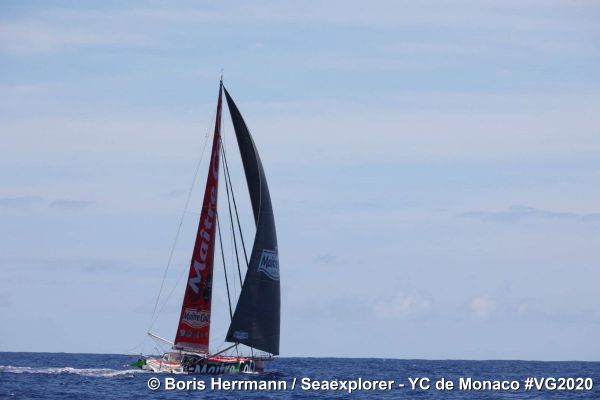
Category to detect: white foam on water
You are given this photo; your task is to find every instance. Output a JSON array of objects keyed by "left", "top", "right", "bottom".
[{"left": 0, "top": 365, "right": 147, "bottom": 377}]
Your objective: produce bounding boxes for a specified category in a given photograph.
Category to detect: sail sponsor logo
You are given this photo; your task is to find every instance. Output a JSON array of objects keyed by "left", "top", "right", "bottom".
[
  {"left": 191, "top": 360, "right": 256, "bottom": 374},
  {"left": 189, "top": 182, "right": 218, "bottom": 295},
  {"left": 233, "top": 330, "right": 249, "bottom": 340},
  {"left": 182, "top": 308, "right": 211, "bottom": 328},
  {"left": 257, "top": 249, "right": 279, "bottom": 280}
]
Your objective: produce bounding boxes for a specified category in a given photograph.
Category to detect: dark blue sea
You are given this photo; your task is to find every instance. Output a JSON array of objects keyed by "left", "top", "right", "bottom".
[{"left": 1, "top": 352, "right": 599, "bottom": 399}]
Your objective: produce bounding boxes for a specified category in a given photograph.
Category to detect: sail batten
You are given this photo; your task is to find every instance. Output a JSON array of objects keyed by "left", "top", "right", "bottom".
[
  {"left": 173, "top": 82, "right": 223, "bottom": 353},
  {"left": 223, "top": 87, "right": 281, "bottom": 355}
]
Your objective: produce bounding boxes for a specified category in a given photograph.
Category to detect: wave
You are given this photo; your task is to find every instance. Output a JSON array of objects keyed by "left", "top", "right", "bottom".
[{"left": 0, "top": 365, "right": 147, "bottom": 377}]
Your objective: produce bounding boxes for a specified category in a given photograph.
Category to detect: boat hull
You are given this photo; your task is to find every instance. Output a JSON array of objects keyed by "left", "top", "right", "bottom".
[{"left": 139, "top": 353, "right": 265, "bottom": 374}]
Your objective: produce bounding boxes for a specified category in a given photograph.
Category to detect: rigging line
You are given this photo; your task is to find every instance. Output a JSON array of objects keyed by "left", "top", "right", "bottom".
[
  {"left": 220, "top": 97, "right": 237, "bottom": 302},
  {"left": 152, "top": 153, "right": 221, "bottom": 333},
  {"left": 210, "top": 343, "right": 238, "bottom": 358},
  {"left": 221, "top": 102, "right": 239, "bottom": 310},
  {"left": 221, "top": 137, "right": 249, "bottom": 267},
  {"left": 216, "top": 213, "right": 233, "bottom": 320},
  {"left": 230, "top": 232, "right": 238, "bottom": 301},
  {"left": 220, "top": 116, "right": 243, "bottom": 288},
  {"left": 153, "top": 261, "right": 187, "bottom": 325},
  {"left": 145, "top": 112, "right": 214, "bottom": 335},
  {"left": 222, "top": 104, "right": 238, "bottom": 359},
  {"left": 223, "top": 86, "right": 263, "bottom": 226},
  {"left": 221, "top": 140, "right": 243, "bottom": 284}
]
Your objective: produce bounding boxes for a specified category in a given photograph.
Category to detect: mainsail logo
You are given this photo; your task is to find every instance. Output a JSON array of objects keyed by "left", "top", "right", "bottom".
[
  {"left": 182, "top": 308, "right": 210, "bottom": 328},
  {"left": 188, "top": 148, "right": 219, "bottom": 295},
  {"left": 233, "top": 331, "right": 249, "bottom": 340},
  {"left": 257, "top": 249, "right": 279, "bottom": 280}
]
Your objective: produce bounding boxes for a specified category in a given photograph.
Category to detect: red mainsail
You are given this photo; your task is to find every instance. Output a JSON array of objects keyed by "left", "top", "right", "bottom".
[{"left": 174, "top": 83, "right": 223, "bottom": 353}]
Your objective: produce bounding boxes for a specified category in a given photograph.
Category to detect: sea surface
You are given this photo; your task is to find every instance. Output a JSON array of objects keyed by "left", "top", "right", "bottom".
[{"left": 1, "top": 352, "right": 599, "bottom": 399}]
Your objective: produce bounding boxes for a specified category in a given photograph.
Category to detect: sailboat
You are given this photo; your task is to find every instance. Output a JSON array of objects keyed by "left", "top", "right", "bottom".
[{"left": 137, "top": 80, "right": 280, "bottom": 374}]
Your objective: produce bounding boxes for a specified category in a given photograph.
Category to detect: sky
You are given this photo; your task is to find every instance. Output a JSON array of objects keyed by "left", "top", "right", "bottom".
[{"left": 1, "top": 0, "right": 599, "bottom": 361}]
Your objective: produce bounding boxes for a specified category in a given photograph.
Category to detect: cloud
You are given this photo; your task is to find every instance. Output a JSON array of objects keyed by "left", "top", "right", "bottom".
[
  {"left": 104, "top": 1, "right": 600, "bottom": 33},
  {"left": 0, "top": 20, "right": 147, "bottom": 54},
  {"left": 290, "top": 296, "right": 372, "bottom": 320},
  {"left": 163, "top": 189, "right": 187, "bottom": 199},
  {"left": 48, "top": 199, "right": 94, "bottom": 211},
  {"left": 0, "top": 196, "right": 93, "bottom": 212},
  {"left": 515, "top": 298, "right": 600, "bottom": 324},
  {"left": 312, "top": 252, "right": 351, "bottom": 266},
  {"left": 0, "top": 293, "right": 11, "bottom": 308},
  {"left": 1, "top": 1, "right": 599, "bottom": 359},
  {"left": 313, "top": 252, "right": 336, "bottom": 264},
  {"left": 1, "top": 1, "right": 597, "bottom": 56},
  {"left": 0, "top": 196, "right": 44, "bottom": 210},
  {"left": 460, "top": 205, "right": 600, "bottom": 223},
  {"left": 581, "top": 213, "right": 600, "bottom": 222},
  {"left": 247, "top": 91, "right": 600, "bottom": 167},
  {"left": 0, "top": 256, "right": 150, "bottom": 274},
  {"left": 466, "top": 292, "right": 600, "bottom": 324},
  {"left": 373, "top": 290, "right": 434, "bottom": 320},
  {"left": 469, "top": 295, "right": 495, "bottom": 320}
]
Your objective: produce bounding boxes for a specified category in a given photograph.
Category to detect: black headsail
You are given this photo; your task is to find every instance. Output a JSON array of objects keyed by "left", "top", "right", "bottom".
[{"left": 223, "top": 87, "right": 280, "bottom": 355}]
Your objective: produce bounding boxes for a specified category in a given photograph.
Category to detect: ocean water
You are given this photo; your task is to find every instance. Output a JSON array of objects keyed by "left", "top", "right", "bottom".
[{"left": 1, "top": 352, "right": 599, "bottom": 399}]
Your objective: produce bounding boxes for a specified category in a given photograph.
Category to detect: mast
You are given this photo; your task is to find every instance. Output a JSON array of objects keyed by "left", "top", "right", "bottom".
[{"left": 173, "top": 81, "right": 223, "bottom": 353}]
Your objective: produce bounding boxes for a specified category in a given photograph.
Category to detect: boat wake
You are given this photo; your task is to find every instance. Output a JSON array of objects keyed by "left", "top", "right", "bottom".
[{"left": 0, "top": 365, "right": 147, "bottom": 377}]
